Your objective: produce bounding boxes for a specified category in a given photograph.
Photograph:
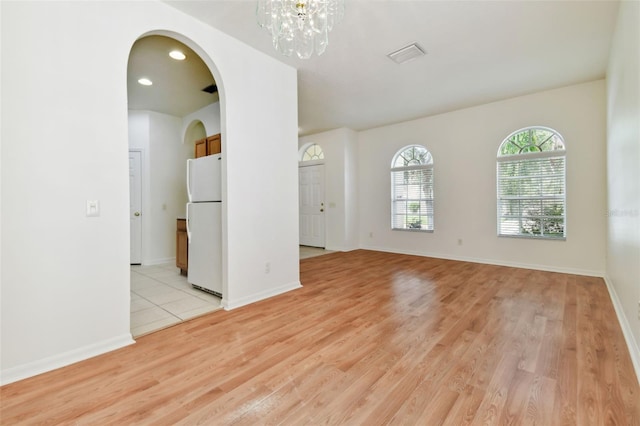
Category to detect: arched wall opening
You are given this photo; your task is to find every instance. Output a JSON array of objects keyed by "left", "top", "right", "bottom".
[
  {"left": 184, "top": 120, "right": 207, "bottom": 145},
  {"left": 126, "top": 31, "right": 227, "bottom": 337},
  {"left": 183, "top": 118, "right": 206, "bottom": 167},
  {"left": 1, "top": 1, "right": 300, "bottom": 385}
]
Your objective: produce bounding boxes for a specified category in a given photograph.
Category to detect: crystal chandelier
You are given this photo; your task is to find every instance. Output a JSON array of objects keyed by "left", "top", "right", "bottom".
[{"left": 256, "top": 0, "right": 345, "bottom": 59}]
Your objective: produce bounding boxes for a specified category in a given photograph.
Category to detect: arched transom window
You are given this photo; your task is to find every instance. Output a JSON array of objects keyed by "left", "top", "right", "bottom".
[
  {"left": 497, "top": 126, "right": 566, "bottom": 239},
  {"left": 391, "top": 145, "right": 434, "bottom": 232},
  {"left": 301, "top": 143, "right": 324, "bottom": 161}
]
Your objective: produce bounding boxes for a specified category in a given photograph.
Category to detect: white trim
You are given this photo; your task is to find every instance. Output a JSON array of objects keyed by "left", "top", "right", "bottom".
[
  {"left": 391, "top": 163, "right": 434, "bottom": 173},
  {"left": 0, "top": 334, "right": 135, "bottom": 386},
  {"left": 222, "top": 281, "right": 302, "bottom": 310},
  {"left": 298, "top": 159, "right": 324, "bottom": 167},
  {"left": 324, "top": 245, "right": 357, "bottom": 252},
  {"left": 603, "top": 275, "right": 640, "bottom": 385},
  {"left": 358, "top": 245, "right": 605, "bottom": 277},
  {"left": 144, "top": 257, "right": 175, "bottom": 266},
  {"left": 497, "top": 150, "right": 566, "bottom": 162},
  {"left": 129, "top": 148, "right": 145, "bottom": 264}
]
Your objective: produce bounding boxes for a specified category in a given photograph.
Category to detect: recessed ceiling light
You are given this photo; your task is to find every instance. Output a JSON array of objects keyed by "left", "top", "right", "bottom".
[
  {"left": 169, "top": 50, "right": 186, "bottom": 60},
  {"left": 138, "top": 78, "right": 153, "bottom": 86}
]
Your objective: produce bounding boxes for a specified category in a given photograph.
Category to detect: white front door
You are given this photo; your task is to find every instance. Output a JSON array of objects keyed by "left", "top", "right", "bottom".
[
  {"left": 129, "top": 151, "right": 142, "bottom": 264},
  {"left": 299, "top": 164, "right": 325, "bottom": 247}
]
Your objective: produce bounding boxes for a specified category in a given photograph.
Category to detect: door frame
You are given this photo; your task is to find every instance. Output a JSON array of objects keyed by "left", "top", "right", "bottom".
[
  {"left": 128, "top": 148, "right": 146, "bottom": 265},
  {"left": 298, "top": 161, "right": 326, "bottom": 248}
]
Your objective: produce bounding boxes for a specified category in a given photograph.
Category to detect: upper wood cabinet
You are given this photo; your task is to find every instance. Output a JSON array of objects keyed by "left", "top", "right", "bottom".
[
  {"left": 195, "top": 138, "right": 207, "bottom": 158},
  {"left": 195, "top": 133, "right": 221, "bottom": 158},
  {"left": 207, "top": 134, "right": 221, "bottom": 155}
]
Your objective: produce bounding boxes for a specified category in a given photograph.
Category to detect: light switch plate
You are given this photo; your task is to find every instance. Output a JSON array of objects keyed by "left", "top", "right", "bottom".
[{"left": 86, "top": 200, "right": 100, "bottom": 217}]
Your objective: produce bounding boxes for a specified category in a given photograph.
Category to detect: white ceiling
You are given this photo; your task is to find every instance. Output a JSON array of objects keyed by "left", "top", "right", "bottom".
[
  {"left": 161, "top": 0, "right": 620, "bottom": 136},
  {"left": 127, "top": 35, "right": 218, "bottom": 117}
]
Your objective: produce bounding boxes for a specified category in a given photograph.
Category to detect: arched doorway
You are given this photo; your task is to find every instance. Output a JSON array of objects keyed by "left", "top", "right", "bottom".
[{"left": 126, "top": 33, "right": 226, "bottom": 338}]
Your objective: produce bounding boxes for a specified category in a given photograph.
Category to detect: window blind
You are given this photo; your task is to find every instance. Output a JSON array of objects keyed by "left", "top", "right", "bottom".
[
  {"left": 497, "top": 154, "right": 565, "bottom": 238},
  {"left": 391, "top": 166, "right": 434, "bottom": 231}
]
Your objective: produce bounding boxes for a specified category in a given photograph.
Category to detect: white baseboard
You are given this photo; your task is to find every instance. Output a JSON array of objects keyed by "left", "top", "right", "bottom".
[
  {"left": 0, "top": 334, "right": 135, "bottom": 386},
  {"left": 222, "top": 281, "right": 302, "bottom": 310},
  {"left": 603, "top": 275, "right": 640, "bottom": 385},
  {"left": 144, "top": 257, "right": 175, "bottom": 266},
  {"left": 358, "top": 245, "right": 605, "bottom": 277},
  {"left": 324, "top": 245, "right": 358, "bottom": 252}
]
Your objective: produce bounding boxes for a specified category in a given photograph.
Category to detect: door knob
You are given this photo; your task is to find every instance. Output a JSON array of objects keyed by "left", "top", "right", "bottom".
[{"left": 134, "top": 212, "right": 141, "bottom": 217}]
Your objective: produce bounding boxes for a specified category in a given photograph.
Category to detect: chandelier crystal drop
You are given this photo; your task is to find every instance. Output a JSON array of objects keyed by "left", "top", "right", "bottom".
[{"left": 256, "top": 0, "right": 345, "bottom": 59}]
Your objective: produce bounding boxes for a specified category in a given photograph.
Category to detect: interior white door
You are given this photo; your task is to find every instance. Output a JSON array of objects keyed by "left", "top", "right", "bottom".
[
  {"left": 129, "top": 151, "right": 142, "bottom": 264},
  {"left": 299, "top": 164, "right": 325, "bottom": 247}
]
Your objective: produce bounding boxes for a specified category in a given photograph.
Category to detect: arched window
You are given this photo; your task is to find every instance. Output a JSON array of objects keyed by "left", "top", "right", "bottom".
[
  {"left": 391, "top": 145, "right": 434, "bottom": 231},
  {"left": 497, "top": 126, "right": 566, "bottom": 239},
  {"left": 301, "top": 143, "right": 324, "bottom": 161}
]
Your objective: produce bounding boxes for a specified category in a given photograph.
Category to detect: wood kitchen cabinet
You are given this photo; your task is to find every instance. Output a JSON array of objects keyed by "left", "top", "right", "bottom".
[
  {"left": 207, "top": 134, "right": 221, "bottom": 155},
  {"left": 194, "top": 138, "right": 207, "bottom": 158},
  {"left": 176, "top": 218, "right": 188, "bottom": 275},
  {"left": 194, "top": 133, "right": 221, "bottom": 158}
]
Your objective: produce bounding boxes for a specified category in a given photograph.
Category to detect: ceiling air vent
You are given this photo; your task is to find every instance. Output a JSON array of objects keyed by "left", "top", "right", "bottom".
[
  {"left": 202, "top": 84, "right": 218, "bottom": 94},
  {"left": 387, "top": 43, "right": 426, "bottom": 65}
]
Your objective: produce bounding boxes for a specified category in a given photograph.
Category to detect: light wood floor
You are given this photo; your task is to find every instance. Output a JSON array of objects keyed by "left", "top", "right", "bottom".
[{"left": 1, "top": 250, "right": 639, "bottom": 424}]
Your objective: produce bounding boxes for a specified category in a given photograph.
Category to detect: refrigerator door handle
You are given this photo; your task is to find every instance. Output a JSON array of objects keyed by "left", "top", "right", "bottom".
[
  {"left": 186, "top": 203, "right": 192, "bottom": 241},
  {"left": 186, "top": 159, "right": 193, "bottom": 202}
]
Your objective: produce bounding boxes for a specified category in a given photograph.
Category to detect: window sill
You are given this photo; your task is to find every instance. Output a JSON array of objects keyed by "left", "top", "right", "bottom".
[
  {"left": 392, "top": 228, "right": 434, "bottom": 233},
  {"left": 498, "top": 234, "right": 565, "bottom": 241}
]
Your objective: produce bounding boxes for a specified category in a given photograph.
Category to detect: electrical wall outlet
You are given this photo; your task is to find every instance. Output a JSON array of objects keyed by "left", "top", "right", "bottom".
[{"left": 265, "top": 261, "right": 271, "bottom": 274}]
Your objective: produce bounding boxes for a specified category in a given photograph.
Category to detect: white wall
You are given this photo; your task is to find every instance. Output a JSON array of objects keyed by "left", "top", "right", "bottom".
[
  {"left": 606, "top": 0, "right": 640, "bottom": 378},
  {"left": 128, "top": 111, "right": 152, "bottom": 264},
  {"left": 358, "top": 81, "right": 607, "bottom": 276},
  {"left": 184, "top": 121, "right": 207, "bottom": 148},
  {"left": 128, "top": 112, "right": 150, "bottom": 151},
  {"left": 344, "top": 129, "right": 359, "bottom": 249},
  {"left": 129, "top": 110, "right": 189, "bottom": 265},
  {"left": 148, "top": 111, "right": 185, "bottom": 264},
  {"left": 299, "top": 128, "right": 359, "bottom": 251},
  {"left": 130, "top": 106, "right": 221, "bottom": 267},
  {"left": 182, "top": 101, "right": 221, "bottom": 140},
  {"left": 1, "top": 0, "right": 298, "bottom": 384}
]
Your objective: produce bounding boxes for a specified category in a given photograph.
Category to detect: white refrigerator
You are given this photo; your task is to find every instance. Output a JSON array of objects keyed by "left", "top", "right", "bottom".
[{"left": 186, "top": 154, "right": 222, "bottom": 297}]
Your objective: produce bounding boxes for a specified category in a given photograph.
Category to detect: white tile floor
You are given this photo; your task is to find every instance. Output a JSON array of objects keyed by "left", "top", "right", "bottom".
[
  {"left": 130, "top": 263, "right": 222, "bottom": 338},
  {"left": 130, "top": 247, "right": 332, "bottom": 338},
  {"left": 299, "top": 246, "right": 334, "bottom": 259}
]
